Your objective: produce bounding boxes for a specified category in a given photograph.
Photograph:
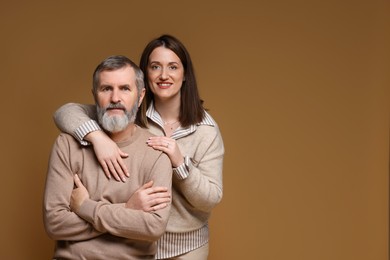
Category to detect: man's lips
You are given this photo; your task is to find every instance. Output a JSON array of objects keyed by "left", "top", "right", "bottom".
[{"left": 106, "top": 107, "right": 125, "bottom": 114}]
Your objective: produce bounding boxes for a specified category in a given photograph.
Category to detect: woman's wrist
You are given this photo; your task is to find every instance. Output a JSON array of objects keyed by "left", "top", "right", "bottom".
[
  {"left": 172, "top": 158, "right": 185, "bottom": 168},
  {"left": 74, "top": 119, "right": 101, "bottom": 145},
  {"left": 172, "top": 156, "right": 190, "bottom": 180},
  {"left": 84, "top": 130, "right": 106, "bottom": 144}
]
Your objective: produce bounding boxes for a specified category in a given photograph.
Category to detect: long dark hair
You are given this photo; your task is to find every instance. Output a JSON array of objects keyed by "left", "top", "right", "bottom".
[{"left": 136, "top": 35, "right": 205, "bottom": 128}]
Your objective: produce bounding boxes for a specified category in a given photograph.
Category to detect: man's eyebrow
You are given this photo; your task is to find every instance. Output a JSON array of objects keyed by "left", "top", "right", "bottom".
[
  {"left": 118, "top": 84, "right": 132, "bottom": 87},
  {"left": 99, "top": 84, "right": 132, "bottom": 89}
]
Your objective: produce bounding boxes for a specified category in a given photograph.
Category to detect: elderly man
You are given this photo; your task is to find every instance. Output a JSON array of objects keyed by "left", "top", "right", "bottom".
[{"left": 43, "top": 55, "right": 172, "bottom": 259}]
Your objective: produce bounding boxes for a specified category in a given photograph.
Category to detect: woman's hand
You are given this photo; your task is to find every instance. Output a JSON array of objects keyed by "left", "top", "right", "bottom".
[
  {"left": 125, "top": 181, "right": 171, "bottom": 211},
  {"left": 70, "top": 174, "right": 89, "bottom": 212},
  {"left": 146, "top": 136, "right": 184, "bottom": 167},
  {"left": 85, "top": 131, "right": 129, "bottom": 182}
]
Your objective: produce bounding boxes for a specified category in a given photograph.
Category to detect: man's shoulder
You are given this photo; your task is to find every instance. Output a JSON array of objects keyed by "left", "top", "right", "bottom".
[
  {"left": 134, "top": 128, "right": 170, "bottom": 162},
  {"left": 54, "top": 133, "right": 86, "bottom": 150},
  {"left": 56, "top": 132, "right": 77, "bottom": 142},
  {"left": 136, "top": 126, "right": 156, "bottom": 138}
]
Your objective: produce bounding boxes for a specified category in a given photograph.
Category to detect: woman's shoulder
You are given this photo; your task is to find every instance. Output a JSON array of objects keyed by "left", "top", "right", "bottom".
[
  {"left": 191, "top": 120, "right": 222, "bottom": 147},
  {"left": 201, "top": 111, "right": 217, "bottom": 126},
  {"left": 197, "top": 111, "right": 222, "bottom": 133}
]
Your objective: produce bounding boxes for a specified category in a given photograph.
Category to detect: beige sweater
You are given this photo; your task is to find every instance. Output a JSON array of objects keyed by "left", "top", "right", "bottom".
[{"left": 43, "top": 126, "right": 172, "bottom": 259}]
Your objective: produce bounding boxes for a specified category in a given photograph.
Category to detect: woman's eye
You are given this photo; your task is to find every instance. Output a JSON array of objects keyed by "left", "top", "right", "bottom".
[
  {"left": 151, "top": 65, "right": 160, "bottom": 70},
  {"left": 169, "top": 66, "right": 177, "bottom": 70}
]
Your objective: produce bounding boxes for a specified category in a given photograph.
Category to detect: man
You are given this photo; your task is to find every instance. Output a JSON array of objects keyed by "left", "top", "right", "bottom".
[{"left": 43, "top": 55, "right": 172, "bottom": 259}]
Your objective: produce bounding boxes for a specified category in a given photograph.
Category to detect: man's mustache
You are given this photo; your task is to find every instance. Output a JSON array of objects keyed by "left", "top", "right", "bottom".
[{"left": 105, "top": 103, "right": 126, "bottom": 111}]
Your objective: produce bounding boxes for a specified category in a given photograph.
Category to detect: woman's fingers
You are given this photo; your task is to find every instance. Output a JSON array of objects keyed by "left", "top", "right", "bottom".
[
  {"left": 100, "top": 160, "right": 111, "bottom": 179},
  {"left": 105, "top": 160, "right": 120, "bottom": 181},
  {"left": 147, "top": 137, "right": 172, "bottom": 147},
  {"left": 112, "top": 159, "right": 127, "bottom": 182},
  {"left": 146, "top": 137, "right": 184, "bottom": 167},
  {"left": 101, "top": 159, "right": 128, "bottom": 182},
  {"left": 117, "top": 156, "right": 130, "bottom": 178}
]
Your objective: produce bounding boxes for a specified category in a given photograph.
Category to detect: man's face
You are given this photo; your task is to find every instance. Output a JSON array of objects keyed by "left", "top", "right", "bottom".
[{"left": 95, "top": 65, "right": 145, "bottom": 133}]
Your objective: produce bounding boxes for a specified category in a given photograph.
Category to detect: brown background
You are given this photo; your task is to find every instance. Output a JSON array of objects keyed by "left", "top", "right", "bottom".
[{"left": 0, "top": 1, "right": 389, "bottom": 259}]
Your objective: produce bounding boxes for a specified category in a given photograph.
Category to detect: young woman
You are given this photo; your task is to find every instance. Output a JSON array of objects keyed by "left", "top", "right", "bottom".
[{"left": 54, "top": 35, "right": 224, "bottom": 259}]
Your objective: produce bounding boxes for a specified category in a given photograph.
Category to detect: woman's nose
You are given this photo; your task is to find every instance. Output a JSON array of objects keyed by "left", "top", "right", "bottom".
[{"left": 159, "top": 68, "right": 169, "bottom": 80}]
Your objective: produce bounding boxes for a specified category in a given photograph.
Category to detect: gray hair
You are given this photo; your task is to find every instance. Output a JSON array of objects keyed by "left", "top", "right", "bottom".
[{"left": 92, "top": 55, "right": 144, "bottom": 96}]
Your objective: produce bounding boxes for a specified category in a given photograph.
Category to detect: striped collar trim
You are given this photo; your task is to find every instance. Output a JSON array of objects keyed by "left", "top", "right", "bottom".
[{"left": 146, "top": 103, "right": 215, "bottom": 139}]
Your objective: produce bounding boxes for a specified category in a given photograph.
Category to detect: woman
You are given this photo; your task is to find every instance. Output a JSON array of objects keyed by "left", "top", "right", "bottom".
[{"left": 54, "top": 35, "right": 224, "bottom": 259}]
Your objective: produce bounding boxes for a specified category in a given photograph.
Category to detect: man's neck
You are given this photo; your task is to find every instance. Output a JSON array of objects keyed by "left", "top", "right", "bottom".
[{"left": 108, "top": 123, "right": 137, "bottom": 143}]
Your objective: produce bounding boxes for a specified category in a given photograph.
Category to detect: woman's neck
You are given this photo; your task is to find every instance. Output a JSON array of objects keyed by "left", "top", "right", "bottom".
[{"left": 154, "top": 97, "right": 180, "bottom": 123}]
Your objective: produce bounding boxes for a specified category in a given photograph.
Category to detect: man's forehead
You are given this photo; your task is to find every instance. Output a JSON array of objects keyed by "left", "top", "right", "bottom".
[{"left": 99, "top": 67, "right": 136, "bottom": 84}]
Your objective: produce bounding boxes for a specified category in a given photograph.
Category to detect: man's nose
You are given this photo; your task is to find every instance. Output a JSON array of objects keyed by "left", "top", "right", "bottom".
[{"left": 110, "top": 89, "right": 121, "bottom": 103}]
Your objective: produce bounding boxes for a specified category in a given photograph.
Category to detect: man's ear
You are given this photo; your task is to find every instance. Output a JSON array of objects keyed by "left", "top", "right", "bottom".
[
  {"left": 91, "top": 89, "right": 98, "bottom": 103},
  {"left": 138, "top": 88, "right": 146, "bottom": 107}
]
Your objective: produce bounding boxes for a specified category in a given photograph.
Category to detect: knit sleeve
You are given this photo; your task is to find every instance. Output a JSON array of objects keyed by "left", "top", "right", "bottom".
[
  {"left": 43, "top": 134, "right": 103, "bottom": 241},
  {"left": 53, "top": 103, "right": 99, "bottom": 145},
  {"left": 175, "top": 126, "right": 224, "bottom": 212}
]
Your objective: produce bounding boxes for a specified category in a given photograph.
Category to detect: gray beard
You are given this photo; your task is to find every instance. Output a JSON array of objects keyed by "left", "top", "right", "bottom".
[{"left": 97, "top": 102, "right": 138, "bottom": 133}]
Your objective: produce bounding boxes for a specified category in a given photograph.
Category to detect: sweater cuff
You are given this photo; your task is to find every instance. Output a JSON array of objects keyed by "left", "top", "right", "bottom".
[
  {"left": 74, "top": 120, "right": 101, "bottom": 146},
  {"left": 173, "top": 156, "right": 190, "bottom": 180}
]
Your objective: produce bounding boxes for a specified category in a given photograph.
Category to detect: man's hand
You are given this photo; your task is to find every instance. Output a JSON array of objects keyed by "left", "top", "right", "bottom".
[
  {"left": 70, "top": 174, "right": 90, "bottom": 212},
  {"left": 125, "top": 180, "right": 171, "bottom": 212},
  {"left": 85, "top": 131, "right": 129, "bottom": 182}
]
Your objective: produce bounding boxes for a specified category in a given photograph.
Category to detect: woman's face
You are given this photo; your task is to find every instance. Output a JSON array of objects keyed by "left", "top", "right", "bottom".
[{"left": 147, "top": 46, "right": 185, "bottom": 102}]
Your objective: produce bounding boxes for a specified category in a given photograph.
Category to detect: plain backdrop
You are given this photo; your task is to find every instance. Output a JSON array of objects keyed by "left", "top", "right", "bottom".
[{"left": 0, "top": 1, "right": 389, "bottom": 259}]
